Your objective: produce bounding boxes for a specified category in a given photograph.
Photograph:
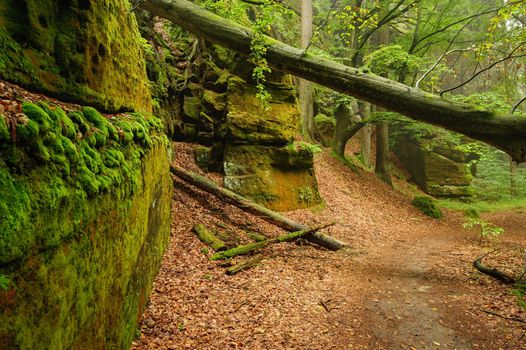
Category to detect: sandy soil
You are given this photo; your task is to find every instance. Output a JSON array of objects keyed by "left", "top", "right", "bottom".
[{"left": 132, "top": 143, "right": 526, "bottom": 350}]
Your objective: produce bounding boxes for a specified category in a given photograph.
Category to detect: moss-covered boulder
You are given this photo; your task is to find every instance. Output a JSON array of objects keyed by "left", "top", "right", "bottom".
[
  {"left": 223, "top": 143, "right": 322, "bottom": 211},
  {"left": 223, "top": 83, "right": 299, "bottom": 144},
  {"left": 0, "top": 0, "right": 152, "bottom": 113},
  {"left": 391, "top": 122, "right": 477, "bottom": 197},
  {"left": 0, "top": 102, "right": 172, "bottom": 349}
]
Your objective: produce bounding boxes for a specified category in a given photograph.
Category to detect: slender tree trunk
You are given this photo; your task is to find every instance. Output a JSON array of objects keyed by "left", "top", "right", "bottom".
[
  {"left": 361, "top": 124, "right": 372, "bottom": 168},
  {"left": 299, "top": 0, "right": 314, "bottom": 140},
  {"left": 510, "top": 158, "right": 518, "bottom": 197},
  {"left": 374, "top": 24, "right": 393, "bottom": 185},
  {"left": 140, "top": 0, "right": 526, "bottom": 163}
]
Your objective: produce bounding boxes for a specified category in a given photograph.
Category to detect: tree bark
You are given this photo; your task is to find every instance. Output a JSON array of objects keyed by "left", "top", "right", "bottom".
[
  {"left": 375, "top": 122, "right": 392, "bottom": 186},
  {"left": 171, "top": 164, "right": 347, "bottom": 250},
  {"left": 332, "top": 100, "right": 364, "bottom": 158},
  {"left": 374, "top": 24, "right": 393, "bottom": 186},
  {"left": 299, "top": 0, "right": 314, "bottom": 140},
  {"left": 140, "top": 0, "right": 526, "bottom": 163},
  {"left": 510, "top": 158, "right": 518, "bottom": 197}
]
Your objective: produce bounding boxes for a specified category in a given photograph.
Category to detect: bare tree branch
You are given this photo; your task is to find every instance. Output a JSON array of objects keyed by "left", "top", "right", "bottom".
[
  {"left": 511, "top": 96, "right": 526, "bottom": 115},
  {"left": 441, "top": 42, "right": 526, "bottom": 96}
]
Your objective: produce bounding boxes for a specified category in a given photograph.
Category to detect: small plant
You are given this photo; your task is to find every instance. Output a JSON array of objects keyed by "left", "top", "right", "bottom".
[
  {"left": 0, "top": 274, "right": 10, "bottom": 292},
  {"left": 462, "top": 217, "right": 504, "bottom": 244},
  {"left": 203, "top": 273, "right": 213, "bottom": 281},
  {"left": 294, "top": 141, "right": 323, "bottom": 155},
  {"left": 512, "top": 283, "right": 526, "bottom": 312},
  {"left": 412, "top": 196, "right": 442, "bottom": 219},
  {"left": 200, "top": 247, "right": 209, "bottom": 255}
]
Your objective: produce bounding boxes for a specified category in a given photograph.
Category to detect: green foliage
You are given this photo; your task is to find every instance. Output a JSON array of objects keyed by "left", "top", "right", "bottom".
[
  {"left": 462, "top": 217, "right": 504, "bottom": 243},
  {"left": 512, "top": 284, "right": 526, "bottom": 312},
  {"left": 437, "top": 198, "right": 526, "bottom": 213},
  {"left": 412, "top": 196, "right": 443, "bottom": 219},
  {"left": 450, "top": 92, "right": 512, "bottom": 115},
  {"left": 249, "top": 1, "right": 274, "bottom": 109},
  {"left": 365, "top": 45, "right": 425, "bottom": 78},
  {"left": 0, "top": 274, "right": 10, "bottom": 292},
  {"left": 288, "top": 141, "right": 323, "bottom": 156},
  {"left": 314, "top": 113, "right": 335, "bottom": 126}
]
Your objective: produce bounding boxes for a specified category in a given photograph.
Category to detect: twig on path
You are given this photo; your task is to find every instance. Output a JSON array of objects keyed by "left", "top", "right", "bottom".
[
  {"left": 234, "top": 300, "right": 249, "bottom": 312},
  {"left": 481, "top": 309, "right": 526, "bottom": 324}
]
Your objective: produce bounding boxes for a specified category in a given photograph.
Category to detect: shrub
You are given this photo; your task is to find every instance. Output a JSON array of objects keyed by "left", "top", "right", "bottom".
[{"left": 412, "top": 196, "right": 443, "bottom": 219}]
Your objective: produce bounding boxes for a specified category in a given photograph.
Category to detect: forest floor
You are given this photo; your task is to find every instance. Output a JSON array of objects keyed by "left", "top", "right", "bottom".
[{"left": 132, "top": 142, "right": 526, "bottom": 350}]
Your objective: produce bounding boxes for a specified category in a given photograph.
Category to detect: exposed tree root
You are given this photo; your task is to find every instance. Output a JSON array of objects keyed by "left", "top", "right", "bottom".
[{"left": 473, "top": 253, "right": 517, "bottom": 285}]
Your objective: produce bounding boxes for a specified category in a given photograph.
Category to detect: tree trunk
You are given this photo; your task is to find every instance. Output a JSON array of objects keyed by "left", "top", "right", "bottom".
[
  {"left": 140, "top": 0, "right": 526, "bottom": 162},
  {"left": 361, "top": 124, "right": 372, "bottom": 168},
  {"left": 171, "top": 164, "right": 347, "bottom": 250},
  {"left": 299, "top": 0, "right": 314, "bottom": 140},
  {"left": 374, "top": 24, "right": 393, "bottom": 185},
  {"left": 332, "top": 100, "right": 364, "bottom": 158},
  {"left": 375, "top": 122, "right": 392, "bottom": 186},
  {"left": 510, "top": 158, "right": 518, "bottom": 197}
]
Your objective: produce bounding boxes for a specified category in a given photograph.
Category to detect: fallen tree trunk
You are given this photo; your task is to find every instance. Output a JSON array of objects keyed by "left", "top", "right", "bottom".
[
  {"left": 227, "top": 255, "right": 264, "bottom": 275},
  {"left": 211, "top": 223, "right": 333, "bottom": 260},
  {"left": 193, "top": 224, "right": 226, "bottom": 251},
  {"left": 141, "top": 0, "right": 526, "bottom": 162},
  {"left": 171, "top": 164, "right": 346, "bottom": 251}
]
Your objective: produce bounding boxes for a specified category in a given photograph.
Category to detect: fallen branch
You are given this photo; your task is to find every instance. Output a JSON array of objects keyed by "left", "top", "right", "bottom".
[
  {"left": 226, "top": 255, "right": 264, "bottom": 275},
  {"left": 210, "top": 223, "right": 334, "bottom": 260},
  {"left": 481, "top": 308, "right": 526, "bottom": 324},
  {"left": 171, "top": 164, "right": 347, "bottom": 251},
  {"left": 473, "top": 253, "right": 517, "bottom": 285},
  {"left": 193, "top": 224, "right": 226, "bottom": 251}
]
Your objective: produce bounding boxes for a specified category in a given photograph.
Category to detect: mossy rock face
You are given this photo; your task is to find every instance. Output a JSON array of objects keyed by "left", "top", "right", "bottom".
[
  {"left": 392, "top": 123, "right": 476, "bottom": 198},
  {"left": 0, "top": 102, "right": 172, "bottom": 349},
  {"left": 224, "top": 84, "right": 298, "bottom": 144},
  {"left": 223, "top": 144, "right": 322, "bottom": 211},
  {"left": 0, "top": 0, "right": 152, "bottom": 113}
]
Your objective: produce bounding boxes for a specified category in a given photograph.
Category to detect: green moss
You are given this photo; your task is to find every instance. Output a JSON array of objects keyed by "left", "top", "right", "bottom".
[
  {"left": 0, "top": 1, "right": 152, "bottom": 113},
  {"left": 53, "top": 107, "right": 77, "bottom": 139},
  {"left": 68, "top": 112, "right": 90, "bottom": 133},
  {"left": 0, "top": 274, "right": 10, "bottom": 292},
  {"left": 314, "top": 113, "right": 335, "bottom": 126},
  {"left": 23, "top": 102, "right": 53, "bottom": 133},
  {"left": 412, "top": 196, "right": 443, "bottom": 219},
  {"left": 0, "top": 115, "right": 10, "bottom": 141},
  {"left": 17, "top": 120, "right": 40, "bottom": 142}
]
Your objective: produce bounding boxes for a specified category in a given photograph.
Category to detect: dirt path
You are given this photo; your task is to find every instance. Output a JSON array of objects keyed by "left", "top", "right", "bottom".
[{"left": 132, "top": 145, "right": 526, "bottom": 350}]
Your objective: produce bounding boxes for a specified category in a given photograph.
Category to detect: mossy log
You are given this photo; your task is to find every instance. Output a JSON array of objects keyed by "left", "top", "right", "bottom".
[
  {"left": 141, "top": 0, "right": 526, "bottom": 162},
  {"left": 210, "top": 223, "right": 333, "bottom": 260},
  {"left": 193, "top": 224, "right": 226, "bottom": 251},
  {"left": 171, "top": 164, "right": 346, "bottom": 251},
  {"left": 227, "top": 255, "right": 264, "bottom": 275}
]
